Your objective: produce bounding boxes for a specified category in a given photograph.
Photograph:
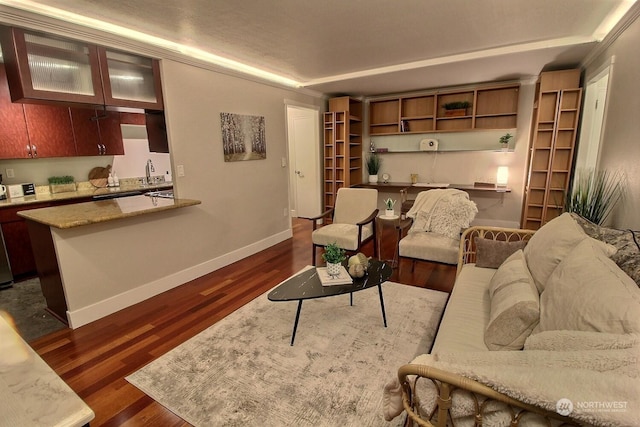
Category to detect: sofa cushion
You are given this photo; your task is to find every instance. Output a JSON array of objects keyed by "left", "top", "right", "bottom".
[
  {"left": 399, "top": 232, "right": 459, "bottom": 265},
  {"left": 484, "top": 250, "right": 539, "bottom": 350},
  {"left": 523, "top": 212, "right": 616, "bottom": 293},
  {"left": 431, "top": 264, "right": 495, "bottom": 353},
  {"left": 524, "top": 330, "right": 639, "bottom": 351},
  {"left": 475, "top": 238, "right": 527, "bottom": 269},
  {"left": 537, "top": 238, "right": 640, "bottom": 334}
]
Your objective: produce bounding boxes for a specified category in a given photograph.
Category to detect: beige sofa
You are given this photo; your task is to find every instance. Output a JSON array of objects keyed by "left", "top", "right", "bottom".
[{"left": 384, "top": 213, "right": 640, "bottom": 427}]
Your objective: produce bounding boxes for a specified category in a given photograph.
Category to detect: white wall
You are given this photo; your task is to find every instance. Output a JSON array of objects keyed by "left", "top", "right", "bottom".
[{"left": 584, "top": 13, "right": 640, "bottom": 229}]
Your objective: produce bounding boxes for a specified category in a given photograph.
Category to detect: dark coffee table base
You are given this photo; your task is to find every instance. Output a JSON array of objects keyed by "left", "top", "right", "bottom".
[{"left": 268, "top": 260, "right": 392, "bottom": 345}]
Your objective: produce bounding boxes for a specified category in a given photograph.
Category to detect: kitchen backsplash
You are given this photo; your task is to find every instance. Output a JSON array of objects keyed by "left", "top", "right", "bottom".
[{"left": 0, "top": 138, "right": 171, "bottom": 186}]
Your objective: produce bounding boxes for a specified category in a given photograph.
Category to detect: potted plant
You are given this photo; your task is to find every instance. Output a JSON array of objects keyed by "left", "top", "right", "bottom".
[
  {"left": 499, "top": 133, "right": 513, "bottom": 150},
  {"left": 322, "top": 242, "right": 346, "bottom": 277},
  {"left": 383, "top": 198, "right": 396, "bottom": 217},
  {"left": 564, "top": 168, "right": 624, "bottom": 225},
  {"left": 48, "top": 175, "right": 76, "bottom": 194},
  {"left": 442, "top": 101, "right": 472, "bottom": 117},
  {"left": 366, "top": 153, "right": 381, "bottom": 183}
]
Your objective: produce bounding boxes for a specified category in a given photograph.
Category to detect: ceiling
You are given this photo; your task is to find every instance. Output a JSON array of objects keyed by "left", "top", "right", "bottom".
[{"left": 0, "top": 0, "right": 637, "bottom": 96}]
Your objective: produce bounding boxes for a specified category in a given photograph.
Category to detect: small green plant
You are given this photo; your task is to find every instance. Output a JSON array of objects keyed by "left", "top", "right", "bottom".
[
  {"left": 565, "top": 168, "right": 624, "bottom": 225},
  {"left": 366, "top": 153, "right": 381, "bottom": 175},
  {"left": 48, "top": 176, "right": 75, "bottom": 185},
  {"left": 443, "top": 101, "right": 472, "bottom": 110},
  {"left": 384, "top": 198, "right": 396, "bottom": 210},
  {"left": 499, "top": 133, "right": 513, "bottom": 147},
  {"left": 322, "top": 242, "right": 346, "bottom": 264}
]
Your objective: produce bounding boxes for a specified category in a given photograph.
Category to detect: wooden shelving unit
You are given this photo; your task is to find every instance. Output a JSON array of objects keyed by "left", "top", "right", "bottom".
[
  {"left": 522, "top": 70, "right": 582, "bottom": 230},
  {"left": 324, "top": 96, "right": 363, "bottom": 209},
  {"left": 369, "top": 83, "right": 519, "bottom": 135}
]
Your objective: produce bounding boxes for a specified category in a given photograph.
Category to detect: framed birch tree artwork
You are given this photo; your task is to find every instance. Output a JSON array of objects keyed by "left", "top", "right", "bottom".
[{"left": 220, "top": 112, "right": 267, "bottom": 161}]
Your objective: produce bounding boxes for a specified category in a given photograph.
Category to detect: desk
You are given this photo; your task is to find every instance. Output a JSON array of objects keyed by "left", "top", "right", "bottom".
[{"left": 358, "top": 182, "right": 511, "bottom": 193}]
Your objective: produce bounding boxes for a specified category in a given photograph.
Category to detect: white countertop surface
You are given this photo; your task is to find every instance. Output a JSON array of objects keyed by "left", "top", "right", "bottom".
[{"left": 0, "top": 314, "right": 94, "bottom": 427}]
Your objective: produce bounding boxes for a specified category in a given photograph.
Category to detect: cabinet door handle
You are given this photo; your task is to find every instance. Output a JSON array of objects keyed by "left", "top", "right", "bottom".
[
  {"left": 102, "top": 144, "right": 106, "bottom": 155},
  {"left": 26, "top": 144, "right": 32, "bottom": 157},
  {"left": 97, "top": 143, "right": 102, "bottom": 155},
  {"left": 32, "top": 144, "right": 37, "bottom": 157}
]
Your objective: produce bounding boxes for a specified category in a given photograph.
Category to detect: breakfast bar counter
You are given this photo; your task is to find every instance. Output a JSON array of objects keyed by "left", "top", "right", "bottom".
[
  {"left": 18, "top": 195, "right": 202, "bottom": 328},
  {"left": 17, "top": 195, "right": 201, "bottom": 228}
]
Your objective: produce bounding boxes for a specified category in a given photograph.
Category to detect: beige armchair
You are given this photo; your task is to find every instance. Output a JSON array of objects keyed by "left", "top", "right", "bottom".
[
  {"left": 397, "top": 189, "right": 477, "bottom": 271},
  {"left": 307, "top": 188, "right": 378, "bottom": 265}
]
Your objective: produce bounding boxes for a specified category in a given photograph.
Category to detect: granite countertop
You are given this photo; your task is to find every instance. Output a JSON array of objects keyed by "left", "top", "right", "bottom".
[
  {"left": 17, "top": 195, "right": 201, "bottom": 229},
  {"left": 0, "top": 181, "right": 174, "bottom": 208},
  {"left": 0, "top": 314, "right": 94, "bottom": 426}
]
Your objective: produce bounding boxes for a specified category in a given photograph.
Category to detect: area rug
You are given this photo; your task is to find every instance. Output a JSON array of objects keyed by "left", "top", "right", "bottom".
[{"left": 126, "top": 280, "right": 448, "bottom": 426}]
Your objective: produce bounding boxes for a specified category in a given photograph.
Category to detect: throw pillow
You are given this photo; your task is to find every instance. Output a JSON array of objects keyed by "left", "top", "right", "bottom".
[
  {"left": 523, "top": 213, "right": 616, "bottom": 293},
  {"left": 538, "top": 238, "right": 640, "bottom": 334},
  {"left": 475, "top": 238, "right": 527, "bottom": 269},
  {"left": 484, "top": 250, "right": 540, "bottom": 350},
  {"left": 571, "top": 213, "right": 640, "bottom": 287},
  {"left": 428, "top": 195, "right": 478, "bottom": 240}
]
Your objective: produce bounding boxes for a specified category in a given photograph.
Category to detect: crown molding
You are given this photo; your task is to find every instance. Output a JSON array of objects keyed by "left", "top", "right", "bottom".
[
  {"left": 582, "top": 1, "right": 640, "bottom": 68},
  {"left": 0, "top": 5, "right": 325, "bottom": 100}
]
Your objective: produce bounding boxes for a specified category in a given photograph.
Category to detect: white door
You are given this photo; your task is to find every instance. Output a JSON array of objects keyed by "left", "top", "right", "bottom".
[
  {"left": 576, "top": 66, "right": 611, "bottom": 171},
  {"left": 286, "top": 105, "right": 321, "bottom": 218}
]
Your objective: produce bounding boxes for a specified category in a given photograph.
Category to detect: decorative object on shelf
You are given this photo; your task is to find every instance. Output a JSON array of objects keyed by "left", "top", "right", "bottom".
[
  {"left": 442, "top": 101, "right": 472, "bottom": 116},
  {"left": 384, "top": 198, "right": 396, "bottom": 217},
  {"left": 48, "top": 175, "right": 76, "bottom": 194},
  {"left": 564, "top": 168, "right": 624, "bottom": 225},
  {"left": 370, "top": 140, "right": 376, "bottom": 152},
  {"left": 322, "top": 242, "right": 346, "bottom": 278},
  {"left": 366, "top": 153, "right": 381, "bottom": 183},
  {"left": 499, "top": 132, "right": 513, "bottom": 150},
  {"left": 382, "top": 173, "right": 391, "bottom": 183},
  {"left": 221, "top": 112, "right": 266, "bottom": 162},
  {"left": 400, "top": 120, "right": 410, "bottom": 132},
  {"left": 410, "top": 173, "right": 418, "bottom": 184}
]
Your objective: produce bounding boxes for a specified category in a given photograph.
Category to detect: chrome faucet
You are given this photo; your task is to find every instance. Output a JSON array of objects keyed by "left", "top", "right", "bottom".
[{"left": 145, "top": 159, "right": 155, "bottom": 185}]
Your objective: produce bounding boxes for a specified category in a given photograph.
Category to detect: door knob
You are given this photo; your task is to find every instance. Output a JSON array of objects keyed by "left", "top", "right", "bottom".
[{"left": 295, "top": 170, "right": 304, "bottom": 177}]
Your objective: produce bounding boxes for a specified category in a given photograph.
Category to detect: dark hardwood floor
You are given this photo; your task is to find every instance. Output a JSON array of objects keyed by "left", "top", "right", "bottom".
[{"left": 30, "top": 218, "right": 456, "bottom": 426}]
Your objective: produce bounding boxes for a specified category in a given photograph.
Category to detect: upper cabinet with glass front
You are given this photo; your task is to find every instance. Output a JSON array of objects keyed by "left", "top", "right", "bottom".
[
  {"left": 0, "top": 26, "right": 163, "bottom": 110},
  {"left": 0, "top": 27, "right": 104, "bottom": 105},
  {"left": 98, "top": 48, "right": 163, "bottom": 109}
]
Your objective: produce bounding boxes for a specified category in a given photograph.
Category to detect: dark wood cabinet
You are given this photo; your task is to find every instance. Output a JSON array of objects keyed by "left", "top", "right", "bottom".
[
  {"left": 23, "top": 104, "right": 77, "bottom": 157},
  {"left": 119, "top": 112, "right": 146, "bottom": 125},
  {"left": 0, "top": 27, "right": 163, "bottom": 110},
  {"left": 0, "top": 63, "right": 30, "bottom": 159},
  {"left": 71, "top": 108, "right": 124, "bottom": 156},
  {"left": 98, "top": 48, "right": 164, "bottom": 110},
  {"left": 146, "top": 110, "right": 169, "bottom": 153},
  {"left": 0, "top": 203, "right": 49, "bottom": 279},
  {"left": 70, "top": 108, "right": 101, "bottom": 156},
  {"left": 0, "top": 26, "right": 105, "bottom": 106}
]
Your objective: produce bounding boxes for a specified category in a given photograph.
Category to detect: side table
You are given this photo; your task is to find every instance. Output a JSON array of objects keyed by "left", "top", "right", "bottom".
[{"left": 376, "top": 214, "right": 401, "bottom": 268}]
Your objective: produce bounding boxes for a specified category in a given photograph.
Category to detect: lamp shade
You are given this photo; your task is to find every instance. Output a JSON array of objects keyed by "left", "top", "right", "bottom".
[{"left": 496, "top": 166, "right": 509, "bottom": 186}]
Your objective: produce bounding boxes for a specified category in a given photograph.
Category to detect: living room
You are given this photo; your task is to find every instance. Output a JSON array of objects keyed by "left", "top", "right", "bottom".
[{"left": 0, "top": 1, "right": 639, "bottom": 426}]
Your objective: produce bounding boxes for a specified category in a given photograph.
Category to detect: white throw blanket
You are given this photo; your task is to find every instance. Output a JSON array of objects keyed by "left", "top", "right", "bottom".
[
  {"left": 384, "top": 344, "right": 640, "bottom": 427},
  {"left": 406, "top": 189, "right": 477, "bottom": 239}
]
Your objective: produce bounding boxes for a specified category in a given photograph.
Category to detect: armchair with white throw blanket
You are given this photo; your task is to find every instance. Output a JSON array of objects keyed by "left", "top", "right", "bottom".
[{"left": 399, "top": 189, "right": 478, "bottom": 269}]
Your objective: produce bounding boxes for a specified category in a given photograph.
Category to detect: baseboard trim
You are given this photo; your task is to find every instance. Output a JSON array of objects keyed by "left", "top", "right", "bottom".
[{"left": 67, "top": 228, "right": 293, "bottom": 328}]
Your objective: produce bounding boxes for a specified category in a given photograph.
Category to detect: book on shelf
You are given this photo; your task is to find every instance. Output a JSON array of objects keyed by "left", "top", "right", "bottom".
[{"left": 316, "top": 266, "right": 353, "bottom": 286}]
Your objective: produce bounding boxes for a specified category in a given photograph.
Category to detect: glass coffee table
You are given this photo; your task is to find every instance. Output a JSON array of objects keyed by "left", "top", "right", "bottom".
[{"left": 268, "top": 259, "right": 392, "bottom": 345}]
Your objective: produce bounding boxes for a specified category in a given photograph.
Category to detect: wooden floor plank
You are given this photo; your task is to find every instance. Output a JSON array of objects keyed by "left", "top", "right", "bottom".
[{"left": 29, "top": 218, "right": 455, "bottom": 426}]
